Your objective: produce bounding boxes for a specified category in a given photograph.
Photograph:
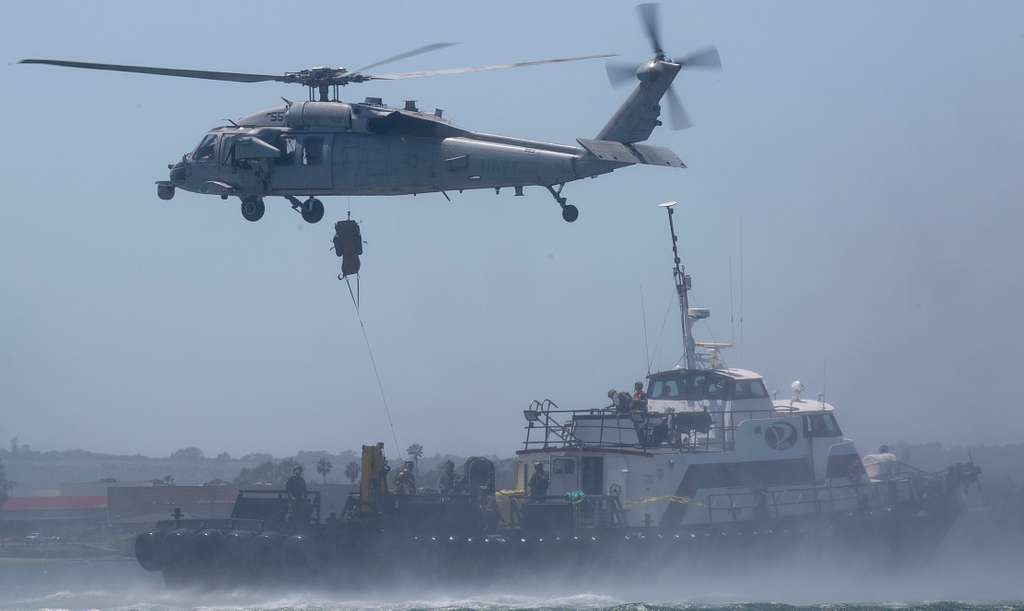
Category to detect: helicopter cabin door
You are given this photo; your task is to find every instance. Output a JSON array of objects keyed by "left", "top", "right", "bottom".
[{"left": 271, "top": 133, "right": 333, "bottom": 190}]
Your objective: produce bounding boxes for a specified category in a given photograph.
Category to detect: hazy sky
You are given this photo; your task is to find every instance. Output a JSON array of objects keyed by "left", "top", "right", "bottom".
[{"left": 1, "top": 0, "right": 1021, "bottom": 458}]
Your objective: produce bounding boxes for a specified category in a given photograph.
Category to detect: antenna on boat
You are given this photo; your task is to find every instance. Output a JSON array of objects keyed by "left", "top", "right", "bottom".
[
  {"left": 640, "top": 284, "right": 652, "bottom": 376},
  {"left": 659, "top": 201, "right": 697, "bottom": 370}
]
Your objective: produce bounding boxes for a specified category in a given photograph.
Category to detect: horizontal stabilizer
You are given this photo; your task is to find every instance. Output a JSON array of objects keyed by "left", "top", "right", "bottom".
[
  {"left": 631, "top": 143, "right": 685, "bottom": 168},
  {"left": 577, "top": 138, "right": 685, "bottom": 168},
  {"left": 577, "top": 138, "right": 642, "bottom": 163}
]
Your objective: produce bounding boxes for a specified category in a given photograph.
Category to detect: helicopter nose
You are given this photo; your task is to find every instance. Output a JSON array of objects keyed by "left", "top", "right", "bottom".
[{"left": 169, "top": 159, "right": 187, "bottom": 185}]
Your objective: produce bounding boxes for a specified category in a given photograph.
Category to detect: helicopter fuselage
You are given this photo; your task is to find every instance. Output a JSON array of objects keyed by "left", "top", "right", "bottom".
[{"left": 164, "top": 100, "right": 627, "bottom": 212}]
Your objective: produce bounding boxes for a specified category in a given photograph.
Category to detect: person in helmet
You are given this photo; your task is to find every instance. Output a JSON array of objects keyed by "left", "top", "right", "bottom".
[
  {"left": 394, "top": 460, "right": 417, "bottom": 495},
  {"left": 632, "top": 381, "right": 648, "bottom": 411},
  {"left": 528, "top": 462, "right": 549, "bottom": 499},
  {"left": 608, "top": 389, "right": 633, "bottom": 414}
]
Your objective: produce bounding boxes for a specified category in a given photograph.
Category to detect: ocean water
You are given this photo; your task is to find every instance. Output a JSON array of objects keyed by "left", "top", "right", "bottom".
[{"left": 1, "top": 557, "right": 1022, "bottom": 611}]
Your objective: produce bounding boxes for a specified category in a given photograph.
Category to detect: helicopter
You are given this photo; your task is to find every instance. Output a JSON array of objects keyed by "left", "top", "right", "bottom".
[{"left": 19, "top": 3, "right": 719, "bottom": 224}]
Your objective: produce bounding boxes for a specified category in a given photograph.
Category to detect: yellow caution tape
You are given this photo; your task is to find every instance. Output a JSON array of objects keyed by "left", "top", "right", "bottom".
[{"left": 623, "top": 495, "right": 704, "bottom": 508}]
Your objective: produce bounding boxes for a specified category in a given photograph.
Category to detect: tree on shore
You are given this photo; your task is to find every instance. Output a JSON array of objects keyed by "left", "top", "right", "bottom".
[
  {"left": 316, "top": 457, "right": 333, "bottom": 485},
  {"left": 0, "top": 458, "right": 11, "bottom": 504},
  {"left": 344, "top": 461, "right": 360, "bottom": 484},
  {"left": 234, "top": 458, "right": 301, "bottom": 487},
  {"left": 406, "top": 443, "right": 424, "bottom": 464}
]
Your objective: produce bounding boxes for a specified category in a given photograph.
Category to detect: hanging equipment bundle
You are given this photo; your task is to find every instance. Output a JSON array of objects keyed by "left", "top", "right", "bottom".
[{"left": 333, "top": 218, "right": 363, "bottom": 279}]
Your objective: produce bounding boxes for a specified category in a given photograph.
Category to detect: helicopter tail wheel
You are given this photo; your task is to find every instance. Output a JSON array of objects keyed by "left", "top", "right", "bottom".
[
  {"left": 561, "top": 204, "right": 579, "bottom": 223},
  {"left": 240, "top": 196, "right": 265, "bottom": 222},
  {"left": 545, "top": 183, "right": 578, "bottom": 223},
  {"left": 301, "top": 198, "right": 325, "bottom": 224}
]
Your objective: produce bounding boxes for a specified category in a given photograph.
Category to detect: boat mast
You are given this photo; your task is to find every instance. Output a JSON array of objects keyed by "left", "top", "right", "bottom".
[{"left": 660, "top": 201, "right": 697, "bottom": 370}]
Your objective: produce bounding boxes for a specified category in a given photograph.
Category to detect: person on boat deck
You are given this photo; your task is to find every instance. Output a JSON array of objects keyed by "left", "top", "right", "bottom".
[
  {"left": 438, "top": 460, "right": 458, "bottom": 496},
  {"left": 285, "top": 465, "right": 309, "bottom": 522},
  {"left": 394, "top": 460, "right": 417, "bottom": 495},
  {"left": 608, "top": 389, "right": 633, "bottom": 413},
  {"left": 528, "top": 462, "right": 550, "bottom": 499},
  {"left": 632, "top": 382, "right": 648, "bottom": 410}
]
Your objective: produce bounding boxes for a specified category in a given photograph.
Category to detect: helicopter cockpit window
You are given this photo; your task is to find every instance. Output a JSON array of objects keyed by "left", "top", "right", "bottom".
[
  {"left": 302, "top": 137, "right": 325, "bottom": 166},
  {"left": 193, "top": 134, "right": 218, "bottom": 162},
  {"left": 221, "top": 136, "right": 236, "bottom": 165}
]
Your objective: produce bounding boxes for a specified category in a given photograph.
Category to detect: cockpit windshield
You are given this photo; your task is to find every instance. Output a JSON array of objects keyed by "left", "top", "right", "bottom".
[{"left": 192, "top": 134, "right": 218, "bottom": 162}]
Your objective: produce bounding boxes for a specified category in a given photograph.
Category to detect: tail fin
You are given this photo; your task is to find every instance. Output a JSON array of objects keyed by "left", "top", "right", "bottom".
[{"left": 596, "top": 61, "right": 680, "bottom": 144}]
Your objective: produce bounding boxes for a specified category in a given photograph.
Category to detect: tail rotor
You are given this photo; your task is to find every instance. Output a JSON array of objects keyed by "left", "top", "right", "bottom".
[{"left": 606, "top": 3, "right": 722, "bottom": 131}]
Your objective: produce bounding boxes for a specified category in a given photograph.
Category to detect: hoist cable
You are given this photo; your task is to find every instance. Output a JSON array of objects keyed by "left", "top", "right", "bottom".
[{"left": 344, "top": 275, "right": 401, "bottom": 458}]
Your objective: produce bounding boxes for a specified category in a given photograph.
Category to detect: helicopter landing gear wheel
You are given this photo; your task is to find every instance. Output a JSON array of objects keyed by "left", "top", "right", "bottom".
[
  {"left": 300, "top": 198, "right": 324, "bottom": 224},
  {"left": 546, "top": 183, "right": 578, "bottom": 223},
  {"left": 240, "top": 196, "right": 265, "bottom": 222},
  {"left": 561, "top": 204, "right": 579, "bottom": 223}
]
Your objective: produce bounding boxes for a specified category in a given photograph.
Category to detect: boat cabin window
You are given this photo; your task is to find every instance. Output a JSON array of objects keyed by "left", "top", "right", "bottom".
[
  {"left": 552, "top": 458, "right": 575, "bottom": 475},
  {"left": 733, "top": 379, "right": 770, "bottom": 400},
  {"left": 302, "top": 137, "right": 325, "bottom": 166},
  {"left": 648, "top": 371, "right": 763, "bottom": 402},
  {"left": 193, "top": 134, "right": 218, "bottom": 162},
  {"left": 649, "top": 378, "right": 681, "bottom": 400},
  {"left": 804, "top": 413, "right": 842, "bottom": 437}
]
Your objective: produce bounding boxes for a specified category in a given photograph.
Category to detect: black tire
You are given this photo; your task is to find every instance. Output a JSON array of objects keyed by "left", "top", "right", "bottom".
[
  {"left": 241, "top": 197, "right": 265, "bottom": 222},
  {"left": 301, "top": 198, "right": 325, "bottom": 224},
  {"left": 561, "top": 204, "right": 579, "bottom": 223},
  {"left": 157, "top": 184, "right": 175, "bottom": 201}
]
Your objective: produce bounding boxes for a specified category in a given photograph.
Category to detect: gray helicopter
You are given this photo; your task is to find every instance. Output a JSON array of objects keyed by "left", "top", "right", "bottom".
[{"left": 20, "top": 3, "right": 719, "bottom": 224}]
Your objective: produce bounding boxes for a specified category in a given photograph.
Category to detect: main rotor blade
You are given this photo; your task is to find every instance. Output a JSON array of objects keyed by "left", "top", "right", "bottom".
[
  {"left": 606, "top": 61, "right": 640, "bottom": 87},
  {"left": 352, "top": 42, "right": 459, "bottom": 73},
  {"left": 664, "top": 85, "right": 691, "bottom": 130},
  {"left": 371, "top": 53, "right": 616, "bottom": 81},
  {"left": 637, "top": 2, "right": 664, "bottom": 57},
  {"left": 18, "top": 59, "right": 283, "bottom": 83},
  {"left": 675, "top": 46, "right": 722, "bottom": 70}
]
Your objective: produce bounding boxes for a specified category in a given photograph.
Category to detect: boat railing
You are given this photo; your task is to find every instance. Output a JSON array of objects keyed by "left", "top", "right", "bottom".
[
  {"left": 704, "top": 472, "right": 944, "bottom": 523},
  {"left": 522, "top": 399, "right": 784, "bottom": 453},
  {"left": 507, "top": 493, "right": 627, "bottom": 530}
]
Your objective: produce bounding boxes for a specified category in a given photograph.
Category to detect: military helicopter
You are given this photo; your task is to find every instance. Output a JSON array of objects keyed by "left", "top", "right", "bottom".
[{"left": 19, "top": 3, "right": 719, "bottom": 224}]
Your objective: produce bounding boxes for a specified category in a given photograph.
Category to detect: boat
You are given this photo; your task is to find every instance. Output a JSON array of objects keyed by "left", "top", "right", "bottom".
[{"left": 133, "top": 202, "right": 980, "bottom": 587}]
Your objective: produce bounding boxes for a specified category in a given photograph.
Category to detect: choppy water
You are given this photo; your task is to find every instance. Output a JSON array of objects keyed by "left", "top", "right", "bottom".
[{"left": 1, "top": 558, "right": 1023, "bottom": 610}]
